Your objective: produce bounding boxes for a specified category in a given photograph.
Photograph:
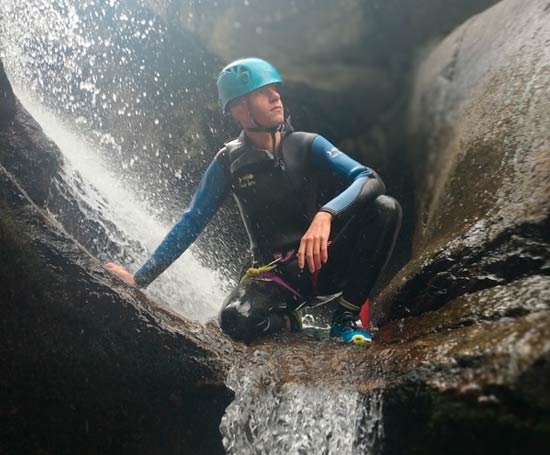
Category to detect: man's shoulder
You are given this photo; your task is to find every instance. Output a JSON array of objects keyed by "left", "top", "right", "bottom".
[
  {"left": 214, "top": 134, "right": 246, "bottom": 163},
  {"left": 282, "top": 130, "right": 319, "bottom": 151}
]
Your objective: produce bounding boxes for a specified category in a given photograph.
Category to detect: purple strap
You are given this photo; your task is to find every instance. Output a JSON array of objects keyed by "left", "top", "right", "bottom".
[
  {"left": 273, "top": 249, "right": 295, "bottom": 263},
  {"left": 259, "top": 271, "right": 303, "bottom": 300}
]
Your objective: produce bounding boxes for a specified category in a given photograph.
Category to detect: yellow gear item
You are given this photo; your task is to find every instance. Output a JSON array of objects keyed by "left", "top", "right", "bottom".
[{"left": 240, "top": 257, "right": 282, "bottom": 283}]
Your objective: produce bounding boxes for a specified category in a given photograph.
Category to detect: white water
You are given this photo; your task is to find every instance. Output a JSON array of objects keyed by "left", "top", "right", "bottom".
[
  {"left": 0, "top": 0, "right": 230, "bottom": 320},
  {"left": 15, "top": 90, "right": 227, "bottom": 320},
  {"left": 221, "top": 363, "right": 384, "bottom": 454}
]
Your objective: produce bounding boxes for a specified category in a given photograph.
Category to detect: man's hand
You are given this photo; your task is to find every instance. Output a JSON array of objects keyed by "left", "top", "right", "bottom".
[
  {"left": 297, "top": 211, "right": 333, "bottom": 273},
  {"left": 104, "top": 262, "right": 137, "bottom": 287}
]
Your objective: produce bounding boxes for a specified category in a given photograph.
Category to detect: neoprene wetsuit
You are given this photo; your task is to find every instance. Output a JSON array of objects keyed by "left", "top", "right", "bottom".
[
  {"left": 134, "top": 121, "right": 402, "bottom": 342},
  {"left": 135, "top": 121, "right": 384, "bottom": 287}
]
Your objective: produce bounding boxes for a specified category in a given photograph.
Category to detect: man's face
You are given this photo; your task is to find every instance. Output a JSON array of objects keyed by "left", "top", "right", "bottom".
[{"left": 230, "top": 84, "right": 284, "bottom": 128}]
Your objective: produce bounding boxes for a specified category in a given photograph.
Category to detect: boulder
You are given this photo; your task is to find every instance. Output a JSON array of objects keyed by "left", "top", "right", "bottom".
[{"left": 374, "top": 0, "right": 550, "bottom": 323}]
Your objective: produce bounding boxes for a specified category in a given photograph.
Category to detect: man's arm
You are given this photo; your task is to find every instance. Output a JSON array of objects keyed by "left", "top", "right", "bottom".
[
  {"left": 311, "top": 135, "right": 386, "bottom": 219},
  {"left": 297, "top": 135, "right": 385, "bottom": 273},
  {"left": 106, "top": 153, "right": 231, "bottom": 288}
]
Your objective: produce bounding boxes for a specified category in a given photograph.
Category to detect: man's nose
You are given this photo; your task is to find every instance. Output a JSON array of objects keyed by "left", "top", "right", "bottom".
[{"left": 268, "top": 87, "right": 281, "bottom": 101}]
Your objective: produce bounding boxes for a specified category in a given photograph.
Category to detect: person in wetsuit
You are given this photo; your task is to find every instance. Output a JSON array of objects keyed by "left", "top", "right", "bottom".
[{"left": 105, "top": 57, "right": 402, "bottom": 345}]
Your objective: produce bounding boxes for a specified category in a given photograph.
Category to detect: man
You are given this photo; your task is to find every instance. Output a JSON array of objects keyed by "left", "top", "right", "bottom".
[{"left": 106, "top": 57, "right": 402, "bottom": 345}]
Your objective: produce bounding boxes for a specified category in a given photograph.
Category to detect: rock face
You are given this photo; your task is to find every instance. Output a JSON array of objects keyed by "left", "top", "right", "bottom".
[
  {"left": 0, "top": 58, "right": 239, "bottom": 455},
  {"left": 374, "top": 0, "right": 550, "bottom": 323},
  {"left": 145, "top": 0, "right": 499, "bottom": 93},
  {"left": 359, "top": 0, "right": 549, "bottom": 450}
]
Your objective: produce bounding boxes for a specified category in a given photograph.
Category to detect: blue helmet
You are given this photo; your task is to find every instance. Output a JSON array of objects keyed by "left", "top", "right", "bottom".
[{"left": 216, "top": 57, "right": 283, "bottom": 113}]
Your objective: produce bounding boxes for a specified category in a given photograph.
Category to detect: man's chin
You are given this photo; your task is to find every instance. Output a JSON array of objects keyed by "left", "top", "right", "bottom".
[{"left": 271, "top": 113, "right": 285, "bottom": 125}]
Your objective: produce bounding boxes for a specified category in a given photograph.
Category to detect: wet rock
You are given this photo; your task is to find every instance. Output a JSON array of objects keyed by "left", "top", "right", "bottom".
[
  {"left": 374, "top": 0, "right": 550, "bottom": 323},
  {"left": 0, "top": 60, "right": 59, "bottom": 206},
  {"left": 222, "top": 276, "right": 550, "bottom": 454},
  {"left": 0, "top": 59, "right": 240, "bottom": 455},
  {"left": 145, "top": 0, "right": 499, "bottom": 94},
  {"left": 0, "top": 59, "right": 15, "bottom": 123}
]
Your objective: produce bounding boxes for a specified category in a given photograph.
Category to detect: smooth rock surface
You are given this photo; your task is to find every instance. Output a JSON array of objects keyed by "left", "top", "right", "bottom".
[{"left": 374, "top": 0, "right": 550, "bottom": 323}]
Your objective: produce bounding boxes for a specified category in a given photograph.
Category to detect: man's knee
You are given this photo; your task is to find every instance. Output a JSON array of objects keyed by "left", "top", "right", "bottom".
[
  {"left": 218, "top": 296, "right": 262, "bottom": 343},
  {"left": 373, "top": 195, "right": 402, "bottom": 229},
  {"left": 218, "top": 279, "right": 291, "bottom": 343}
]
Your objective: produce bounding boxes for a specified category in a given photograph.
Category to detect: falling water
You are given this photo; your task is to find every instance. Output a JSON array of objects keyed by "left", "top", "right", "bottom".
[
  {"left": 220, "top": 360, "right": 384, "bottom": 454},
  {"left": 19, "top": 91, "right": 227, "bottom": 319},
  {"left": 0, "top": 0, "right": 228, "bottom": 320}
]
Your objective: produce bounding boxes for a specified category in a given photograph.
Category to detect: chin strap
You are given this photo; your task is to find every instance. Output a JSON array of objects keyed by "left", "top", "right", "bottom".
[
  {"left": 246, "top": 121, "right": 283, "bottom": 154},
  {"left": 244, "top": 107, "right": 284, "bottom": 154}
]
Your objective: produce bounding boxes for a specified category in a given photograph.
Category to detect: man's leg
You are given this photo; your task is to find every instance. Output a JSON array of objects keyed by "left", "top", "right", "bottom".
[
  {"left": 319, "top": 195, "right": 402, "bottom": 333},
  {"left": 218, "top": 278, "right": 301, "bottom": 343}
]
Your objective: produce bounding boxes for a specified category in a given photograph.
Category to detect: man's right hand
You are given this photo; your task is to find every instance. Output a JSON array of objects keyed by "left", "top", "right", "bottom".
[{"left": 104, "top": 262, "right": 137, "bottom": 287}]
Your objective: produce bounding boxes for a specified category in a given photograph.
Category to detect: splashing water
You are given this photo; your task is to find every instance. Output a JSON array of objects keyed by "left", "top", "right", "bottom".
[
  {"left": 0, "top": 0, "right": 221, "bottom": 202},
  {"left": 220, "top": 363, "right": 385, "bottom": 454},
  {"left": 17, "top": 87, "right": 227, "bottom": 320},
  {"left": 0, "top": 0, "right": 229, "bottom": 320}
]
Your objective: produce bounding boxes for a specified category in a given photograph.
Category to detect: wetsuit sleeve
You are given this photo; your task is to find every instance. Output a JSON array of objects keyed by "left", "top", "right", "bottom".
[
  {"left": 310, "top": 135, "right": 386, "bottom": 220},
  {"left": 134, "top": 154, "right": 231, "bottom": 287}
]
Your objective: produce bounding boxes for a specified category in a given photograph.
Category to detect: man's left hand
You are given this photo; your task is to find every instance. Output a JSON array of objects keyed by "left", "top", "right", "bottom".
[{"left": 298, "top": 211, "right": 333, "bottom": 273}]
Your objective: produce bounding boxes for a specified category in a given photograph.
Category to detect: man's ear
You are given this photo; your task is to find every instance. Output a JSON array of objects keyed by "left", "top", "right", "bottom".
[{"left": 229, "top": 99, "right": 248, "bottom": 124}]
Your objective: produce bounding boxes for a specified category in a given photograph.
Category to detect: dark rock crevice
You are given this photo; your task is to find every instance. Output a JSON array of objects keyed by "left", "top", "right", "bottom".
[
  {"left": 374, "top": 219, "right": 550, "bottom": 324},
  {"left": 381, "top": 381, "right": 550, "bottom": 455}
]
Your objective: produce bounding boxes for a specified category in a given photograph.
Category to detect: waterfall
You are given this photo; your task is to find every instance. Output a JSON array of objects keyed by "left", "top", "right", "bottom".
[
  {"left": 0, "top": 0, "right": 228, "bottom": 321},
  {"left": 220, "top": 361, "right": 384, "bottom": 454}
]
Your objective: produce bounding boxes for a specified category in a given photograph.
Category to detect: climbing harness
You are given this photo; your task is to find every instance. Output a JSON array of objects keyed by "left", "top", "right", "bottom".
[{"left": 240, "top": 247, "right": 343, "bottom": 310}]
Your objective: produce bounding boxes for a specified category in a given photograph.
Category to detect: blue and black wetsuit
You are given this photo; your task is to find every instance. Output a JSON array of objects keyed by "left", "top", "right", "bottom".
[{"left": 135, "top": 122, "right": 401, "bottom": 341}]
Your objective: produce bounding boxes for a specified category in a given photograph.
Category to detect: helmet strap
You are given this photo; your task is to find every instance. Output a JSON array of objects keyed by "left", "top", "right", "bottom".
[{"left": 244, "top": 106, "right": 283, "bottom": 154}]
